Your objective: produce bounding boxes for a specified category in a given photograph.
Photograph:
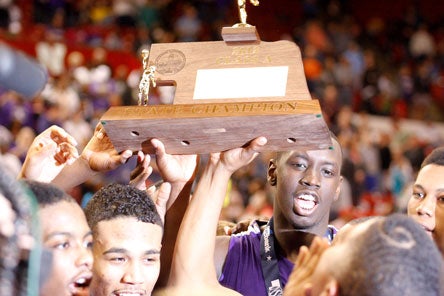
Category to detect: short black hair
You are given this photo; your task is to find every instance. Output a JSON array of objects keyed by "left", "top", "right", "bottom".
[
  {"left": 337, "top": 213, "right": 442, "bottom": 296},
  {"left": 22, "top": 180, "right": 75, "bottom": 208},
  {"left": 421, "top": 146, "right": 444, "bottom": 168},
  {"left": 84, "top": 183, "right": 163, "bottom": 233}
]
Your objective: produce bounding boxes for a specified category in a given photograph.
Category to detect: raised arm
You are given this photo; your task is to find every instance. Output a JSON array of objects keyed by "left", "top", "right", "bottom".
[
  {"left": 151, "top": 138, "right": 199, "bottom": 289},
  {"left": 129, "top": 139, "right": 199, "bottom": 289},
  {"left": 51, "top": 122, "right": 132, "bottom": 190},
  {"left": 18, "top": 125, "right": 79, "bottom": 182},
  {"left": 168, "top": 137, "right": 267, "bottom": 292}
]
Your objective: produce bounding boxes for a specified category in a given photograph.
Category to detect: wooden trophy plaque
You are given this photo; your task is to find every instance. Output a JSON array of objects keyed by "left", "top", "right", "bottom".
[{"left": 100, "top": 1, "right": 332, "bottom": 154}]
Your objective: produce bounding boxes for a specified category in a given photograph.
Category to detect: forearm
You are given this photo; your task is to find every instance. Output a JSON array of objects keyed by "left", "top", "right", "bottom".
[
  {"left": 51, "top": 156, "right": 98, "bottom": 190},
  {"left": 168, "top": 180, "right": 190, "bottom": 209},
  {"left": 170, "top": 161, "right": 232, "bottom": 285},
  {"left": 168, "top": 137, "right": 266, "bottom": 286},
  {"left": 156, "top": 180, "right": 193, "bottom": 288}
]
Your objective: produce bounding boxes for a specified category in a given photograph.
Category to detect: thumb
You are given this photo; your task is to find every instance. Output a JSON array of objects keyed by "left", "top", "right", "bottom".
[
  {"left": 119, "top": 150, "right": 133, "bottom": 164},
  {"left": 154, "top": 182, "right": 171, "bottom": 224}
]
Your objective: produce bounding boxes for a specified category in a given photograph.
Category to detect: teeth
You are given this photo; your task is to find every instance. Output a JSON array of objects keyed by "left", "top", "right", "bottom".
[
  {"left": 299, "top": 200, "right": 315, "bottom": 210},
  {"left": 296, "top": 194, "right": 316, "bottom": 210},
  {"left": 76, "top": 278, "right": 86, "bottom": 284},
  {"left": 298, "top": 194, "right": 315, "bottom": 202},
  {"left": 118, "top": 294, "right": 141, "bottom": 296}
]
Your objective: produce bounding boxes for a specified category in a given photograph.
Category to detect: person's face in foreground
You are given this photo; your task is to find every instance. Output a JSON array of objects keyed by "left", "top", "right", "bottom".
[
  {"left": 308, "top": 218, "right": 378, "bottom": 295},
  {"left": 39, "top": 201, "right": 93, "bottom": 296},
  {"left": 408, "top": 164, "right": 444, "bottom": 255},
  {"left": 270, "top": 138, "right": 342, "bottom": 231},
  {"left": 90, "top": 217, "right": 163, "bottom": 296}
]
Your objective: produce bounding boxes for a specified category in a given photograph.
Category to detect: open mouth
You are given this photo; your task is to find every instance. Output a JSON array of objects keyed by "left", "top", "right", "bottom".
[
  {"left": 69, "top": 275, "right": 92, "bottom": 295},
  {"left": 294, "top": 193, "right": 318, "bottom": 215}
]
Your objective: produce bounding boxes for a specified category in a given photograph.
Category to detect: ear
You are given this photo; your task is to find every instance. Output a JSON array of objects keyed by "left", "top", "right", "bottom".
[
  {"left": 303, "top": 283, "right": 313, "bottom": 296},
  {"left": 303, "top": 279, "right": 338, "bottom": 296},
  {"left": 333, "top": 175, "right": 343, "bottom": 202},
  {"left": 267, "top": 159, "right": 277, "bottom": 186},
  {"left": 325, "top": 279, "right": 339, "bottom": 296}
]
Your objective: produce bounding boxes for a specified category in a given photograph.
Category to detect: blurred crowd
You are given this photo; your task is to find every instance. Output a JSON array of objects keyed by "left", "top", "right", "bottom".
[{"left": 0, "top": 0, "right": 444, "bottom": 226}]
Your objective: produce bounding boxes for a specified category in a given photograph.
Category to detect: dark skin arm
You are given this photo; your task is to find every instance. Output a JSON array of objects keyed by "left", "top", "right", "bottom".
[
  {"left": 129, "top": 139, "right": 199, "bottom": 290},
  {"left": 169, "top": 137, "right": 267, "bottom": 289}
]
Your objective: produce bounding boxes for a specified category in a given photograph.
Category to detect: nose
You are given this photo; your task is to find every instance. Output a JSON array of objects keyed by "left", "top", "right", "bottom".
[
  {"left": 416, "top": 196, "right": 435, "bottom": 217},
  {"left": 122, "top": 261, "right": 144, "bottom": 284},
  {"left": 299, "top": 168, "right": 320, "bottom": 189},
  {"left": 76, "top": 245, "right": 93, "bottom": 269}
]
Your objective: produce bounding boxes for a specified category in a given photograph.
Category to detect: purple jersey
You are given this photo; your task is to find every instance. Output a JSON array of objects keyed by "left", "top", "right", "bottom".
[
  {"left": 218, "top": 229, "right": 293, "bottom": 296},
  {"left": 219, "top": 222, "right": 337, "bottom": 296}
]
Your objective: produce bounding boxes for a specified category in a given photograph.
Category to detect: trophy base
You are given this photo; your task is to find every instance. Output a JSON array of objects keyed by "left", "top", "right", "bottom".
[
  {"left": 100, "top": 100, "right": 332, "bottom": 155},
  {"left": 221, "top": 26, "right": 260, "bottom": 42}
]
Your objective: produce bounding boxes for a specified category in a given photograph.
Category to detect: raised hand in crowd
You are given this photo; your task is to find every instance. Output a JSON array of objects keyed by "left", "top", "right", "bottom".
[
  {"left": 129, "top": 139, "right": 199, "bottom": 208},
  {"left": 168, "top": 136, "right": 267, "bottom": 292},
  {"left": 52, "top": 122, "right": 133, "bottom": 190},
  {"left": 129, "top": 151, "right": 171, "bottom": 224},
  {"left": 81, "top": 122, "right": 133, "bottom": 172},
  {"left": 150, "top": 138, "right": 198, "bottom": 208},
  {"left": 130, "top": 151, "right": 153, "bottom": 190},
  {"left": 128, "top": 138, "right": 199, "bottom": 289},
  {"left": 283, "top": 237, "right": 330, "bottom": 296},
  {"left": 18, "top": 125, "right": 79, "bottom": 182}
]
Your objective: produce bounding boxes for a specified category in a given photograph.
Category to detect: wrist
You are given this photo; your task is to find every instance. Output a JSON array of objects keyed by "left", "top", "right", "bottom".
[
  {"left": 78, "top": 153, "right": 99, "bottom": 176},
  {"left": 214, "top": 163, "right": 234, "bottom": 181}
]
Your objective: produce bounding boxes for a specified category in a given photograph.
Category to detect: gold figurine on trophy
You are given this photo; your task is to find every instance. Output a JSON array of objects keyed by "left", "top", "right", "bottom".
[
  {"left": 234, "top": 0, "right": 259, "bottom": 27},
  {"left": 138, "top": 49, "right": 157, "bottom": 106}
]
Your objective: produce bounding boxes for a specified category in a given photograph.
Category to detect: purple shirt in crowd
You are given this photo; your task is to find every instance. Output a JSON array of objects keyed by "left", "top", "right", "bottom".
[
  {"left": 219, "top": 222, "right": 337, "bottom": 296},
  {"left": 218, "top": 228, "right": 293, "bottom": 296}
]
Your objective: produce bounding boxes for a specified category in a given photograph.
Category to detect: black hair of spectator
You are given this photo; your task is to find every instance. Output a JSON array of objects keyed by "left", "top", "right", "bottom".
[
  {"left": 421, "top": 146, "right": 444, "bottom": 168},
  {"left": 84, "top": 183, "right": 163, "bottom": 233},
  {"left": 338, "top": 213, "right": 442, "bottom": 296},
  {"left": 22, "top": 179, "right": 75, "bottom": 207}
]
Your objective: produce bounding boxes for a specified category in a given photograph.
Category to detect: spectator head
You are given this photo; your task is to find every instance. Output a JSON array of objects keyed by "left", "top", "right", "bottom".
[
  {"left": 408, "top": 146, "right": 444, "bottom": 256},
  {"left": 309, "top": 214, "right": 442, "bottom": 295},
  {"left": 268, "top": 133, "right": 343, "bottom": 236},
  {"left": 84, "top": 183, "right": 163, "bottom": 296},
  {"left": 25, "top": 180, "right": 93, "bottom": 296}
]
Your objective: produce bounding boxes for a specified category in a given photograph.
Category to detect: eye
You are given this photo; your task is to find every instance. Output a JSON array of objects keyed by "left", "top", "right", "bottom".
[
  {"left": 54, "top": 241, "right": 70, "bottom": 250},
  {"left": 144, "top": 255, "right": 160, "bottom": 264},
  {"left": 321, "top": 168, "right": 335, "bottom": 177},
  {"left": 85, "top": 241, "right": 93, "bottom": 249},
  {"left": 412, "top": 191, "right": 425, "bottom": 200},
  {"left": 437, "top": 196, "right": 444, "bottom": 203},
  {"left": 291, "top": 162, "right": 307, "bottom": 170},
  {"left": 109, "top": 257, "right": 126, "bottom": 263}
]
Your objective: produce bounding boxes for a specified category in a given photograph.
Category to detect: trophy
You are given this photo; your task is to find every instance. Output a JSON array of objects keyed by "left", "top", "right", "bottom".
[{"left": 100, "top": 1, "right": 332, "bottom": 154}]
